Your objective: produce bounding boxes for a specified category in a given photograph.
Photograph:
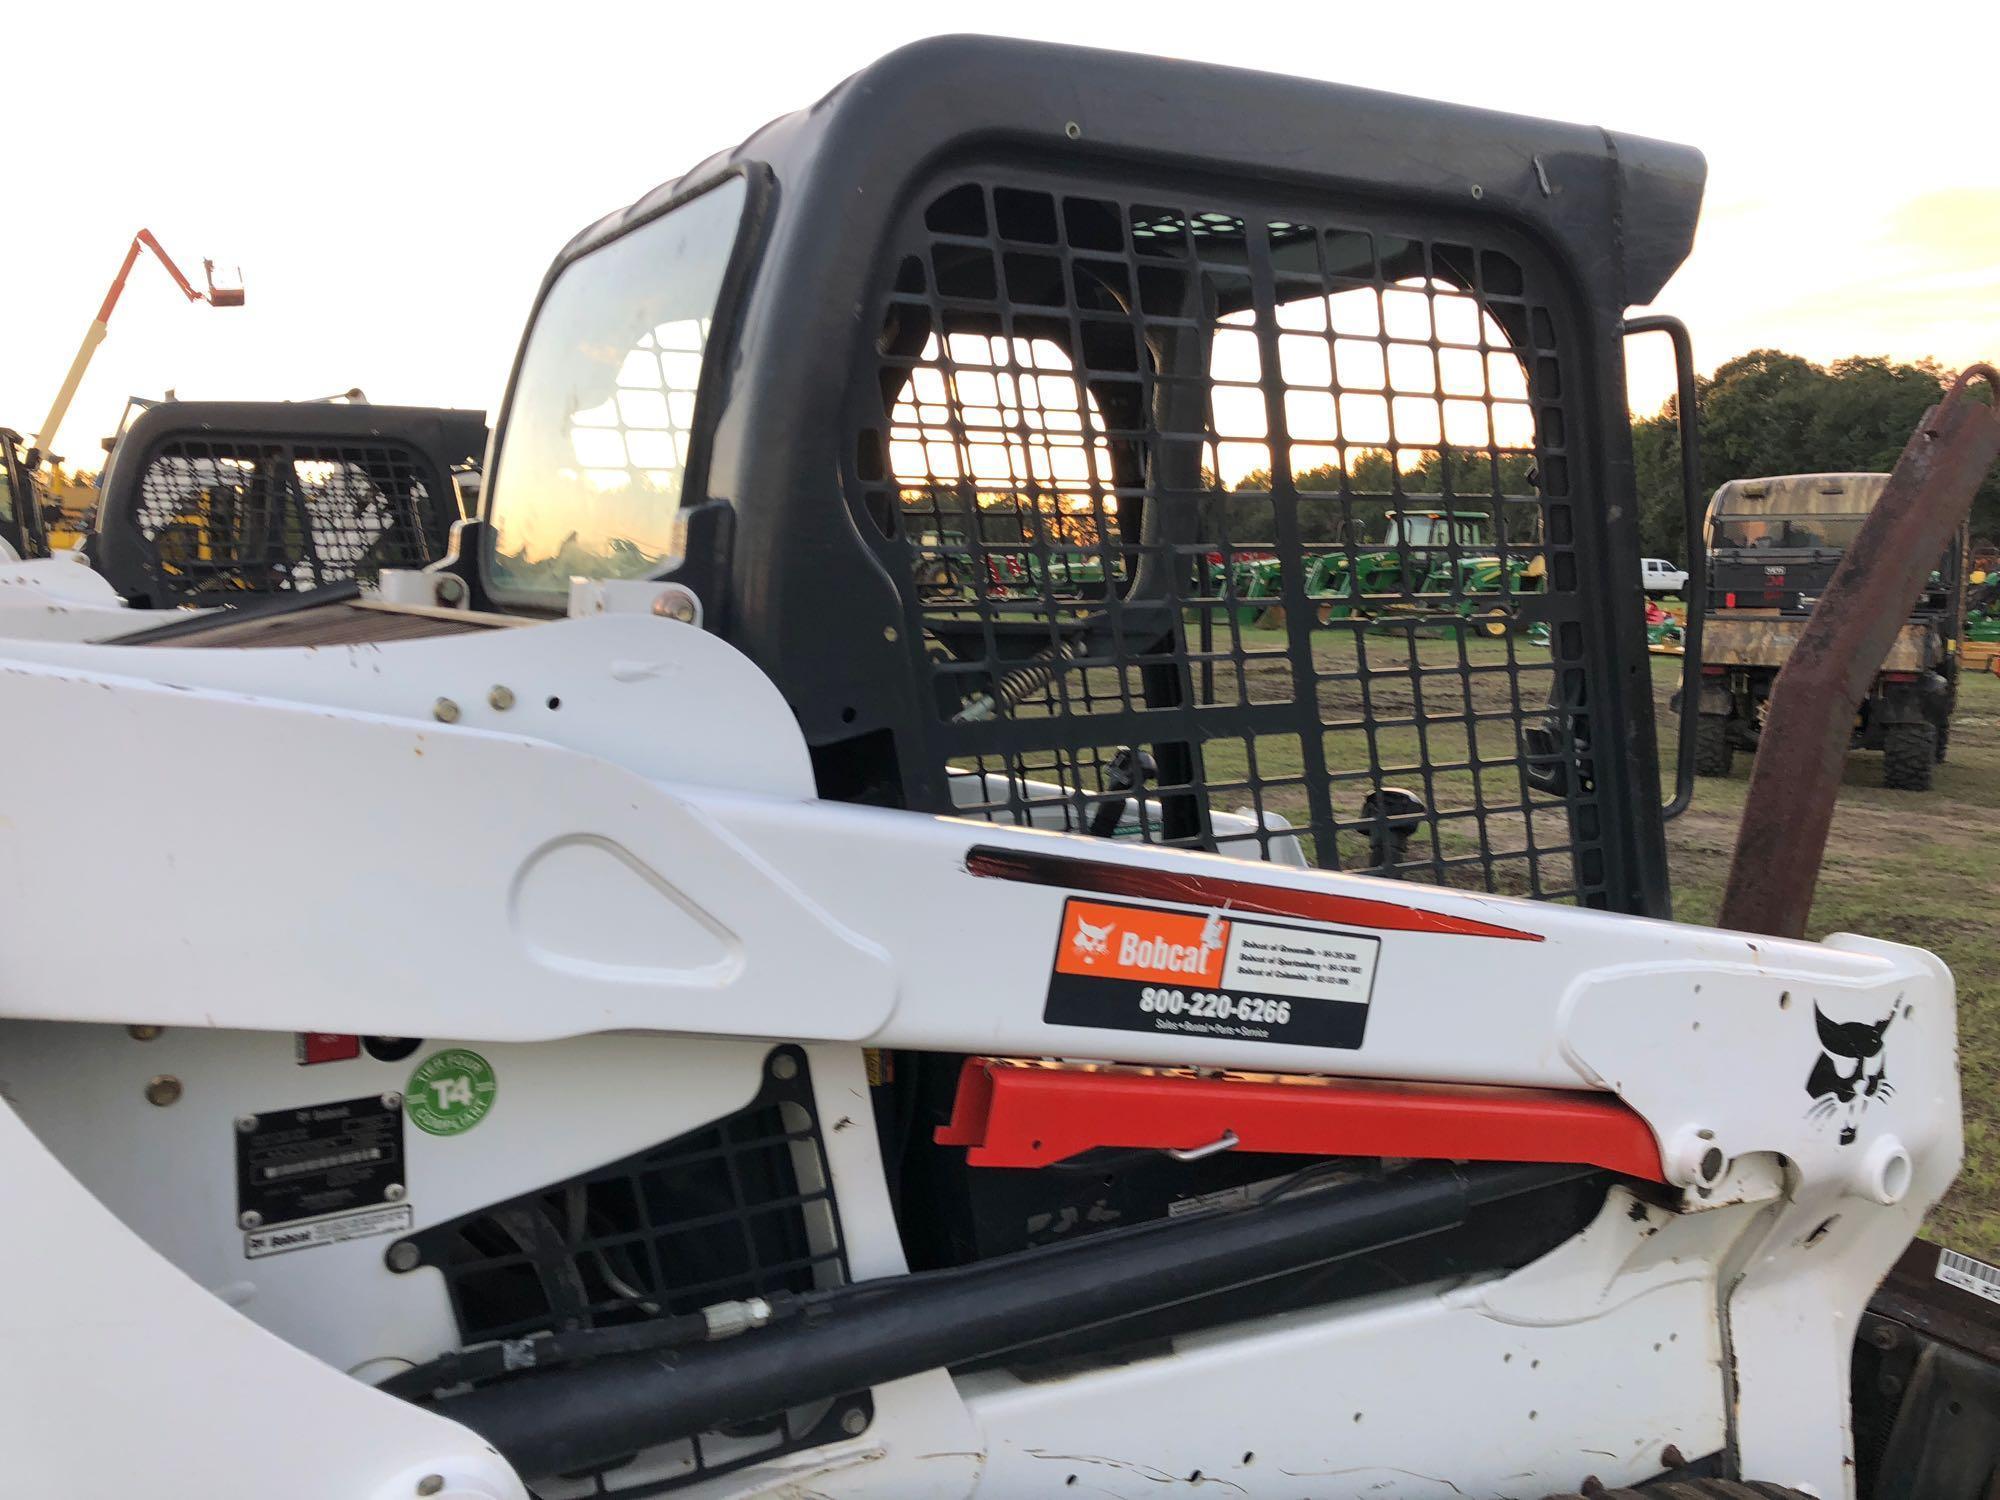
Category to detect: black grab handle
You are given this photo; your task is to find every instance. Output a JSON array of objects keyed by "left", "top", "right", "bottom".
[{"left": 1625, "top": 314, "right": 1704, "bottom": 820}]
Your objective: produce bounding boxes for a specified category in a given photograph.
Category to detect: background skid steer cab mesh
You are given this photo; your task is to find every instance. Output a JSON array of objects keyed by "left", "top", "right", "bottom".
[
  {"left": 129, "top": 436, "right": 450, "bottom": 603},
  {"left": 847, "top": 171, "right": 1612, "bottom": 904}
]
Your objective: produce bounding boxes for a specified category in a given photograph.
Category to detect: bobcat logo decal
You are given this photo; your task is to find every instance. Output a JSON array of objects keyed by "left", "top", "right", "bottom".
[
  {"left": 1072, "top": 918, "right": 1115, "bottom": 961},
  {"left": 1806, "top": 1003, "right": 1896, "bottom": 1145}
]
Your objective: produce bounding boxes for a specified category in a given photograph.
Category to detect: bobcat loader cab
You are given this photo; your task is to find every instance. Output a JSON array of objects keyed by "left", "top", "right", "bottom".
[
  {"left": 0, "top": 401, "right": 487, "bottom": 642},
  {"left": 0, "top": 38, "right": 1973, "bottom": 1500}
]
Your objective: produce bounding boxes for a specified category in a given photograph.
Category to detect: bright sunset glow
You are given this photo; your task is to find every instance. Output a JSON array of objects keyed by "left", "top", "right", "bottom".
[
  {"left": 890, "top": 334, "right": 1115, "bottom": 495},
  {"left": 891, "top": 285, "right": 1542, "bottom": 496}
]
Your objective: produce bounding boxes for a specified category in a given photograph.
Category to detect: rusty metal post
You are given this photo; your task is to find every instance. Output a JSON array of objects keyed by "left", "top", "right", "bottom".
[{"left": 1718, "top": 367, "right": 2000, "bottom": 938}]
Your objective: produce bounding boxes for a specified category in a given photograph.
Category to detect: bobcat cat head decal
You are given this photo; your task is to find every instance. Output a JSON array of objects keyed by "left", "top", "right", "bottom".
[
  {"left": 1805, "top": 1003, "right": 1896, "bottom": 1146},
  {"left": 1071, "top": 918, "right": 1114, "bottom": 959}
]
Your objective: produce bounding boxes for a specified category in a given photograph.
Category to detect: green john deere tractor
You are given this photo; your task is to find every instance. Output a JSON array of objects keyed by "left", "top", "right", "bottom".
[{"left": 1217, "top": 509, "right": 1543, "bottom": 636}]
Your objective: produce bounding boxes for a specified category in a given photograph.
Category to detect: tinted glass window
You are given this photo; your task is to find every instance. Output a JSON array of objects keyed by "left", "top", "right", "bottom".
[{"left": 487, "top": 177, "right": 747, "bottom": 605}]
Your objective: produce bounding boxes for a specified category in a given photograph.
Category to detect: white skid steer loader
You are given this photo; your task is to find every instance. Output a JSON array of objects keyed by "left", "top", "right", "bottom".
[
  {"left": 0, "top": 400, "right": 484, "bottom": 641},
  {"left": 0, "top": 37, "right": 1989, "bottom": 1500}
]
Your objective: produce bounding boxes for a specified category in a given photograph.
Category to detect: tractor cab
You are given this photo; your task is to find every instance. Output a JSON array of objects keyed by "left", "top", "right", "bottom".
[{"left": 1386, "top": 508, "right": 1492, "bottom": 553}]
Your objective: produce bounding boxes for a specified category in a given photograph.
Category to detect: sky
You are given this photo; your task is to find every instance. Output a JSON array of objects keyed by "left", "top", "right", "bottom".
[{"left": 6, "top": 1, "right": 1995, "bottom": 468}]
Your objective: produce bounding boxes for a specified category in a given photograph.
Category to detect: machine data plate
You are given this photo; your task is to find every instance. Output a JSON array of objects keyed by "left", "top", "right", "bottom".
[{"left": 235, "top": 1093, "right": 406, "bottom": 1248}]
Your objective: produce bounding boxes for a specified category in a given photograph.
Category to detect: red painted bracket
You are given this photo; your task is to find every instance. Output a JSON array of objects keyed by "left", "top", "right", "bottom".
[{"left": 936, "top": 1057, "right": 1667, "bottom": 1183}]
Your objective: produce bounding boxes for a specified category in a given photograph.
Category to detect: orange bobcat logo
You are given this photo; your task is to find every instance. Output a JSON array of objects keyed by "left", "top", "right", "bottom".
[{"left": 1072, "top": 918, "right": 1115, "bottom": 959}]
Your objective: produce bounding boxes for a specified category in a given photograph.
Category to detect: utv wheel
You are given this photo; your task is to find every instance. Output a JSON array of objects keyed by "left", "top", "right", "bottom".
[
  {"left": 1693, "top": 714, "right": 1733, "bottom": 777},
  {"left": 1882, "top": 721, "right": 1937, "bottom": 791},
  {"left": 1539, "top": 1483, "right": 1814, "bottom": 1499}
]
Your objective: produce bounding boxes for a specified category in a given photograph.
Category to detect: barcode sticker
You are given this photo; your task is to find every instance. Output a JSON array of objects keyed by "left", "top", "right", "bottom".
[{"left": 1936, "top": 1247, "right": 2000, "bottom": 1306}]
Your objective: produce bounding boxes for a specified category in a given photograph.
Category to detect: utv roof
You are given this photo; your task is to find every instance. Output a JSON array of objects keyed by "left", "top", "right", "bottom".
[
  {"left": 549, "top": 33, "right": 1705, "bottom": 309},
  {"left": 1708, "top": 473, "right": 1890, "bottom": 517}
]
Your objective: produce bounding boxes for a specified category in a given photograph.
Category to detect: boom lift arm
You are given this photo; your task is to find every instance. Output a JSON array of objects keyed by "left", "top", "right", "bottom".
[{"left": 30, "top": 229, "right": 243, "bottom": 468}]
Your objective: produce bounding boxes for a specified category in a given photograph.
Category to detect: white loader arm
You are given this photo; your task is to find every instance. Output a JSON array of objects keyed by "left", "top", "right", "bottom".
[{"left": 0, "top": 616, "right": 1962, "bottom": 1498}]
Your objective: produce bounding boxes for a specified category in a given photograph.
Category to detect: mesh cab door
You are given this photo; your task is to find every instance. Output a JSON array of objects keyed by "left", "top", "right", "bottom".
[{"left": 847, "top": 167, "right": 1637, "bottom": 908}]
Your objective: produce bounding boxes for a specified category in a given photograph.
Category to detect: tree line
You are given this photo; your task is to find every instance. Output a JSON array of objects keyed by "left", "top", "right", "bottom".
[
  {"left": 1217, "top": 449, "right": 1539, "bottom": 546},
  {"left": 901, "top": 348, "right": 1992, "bottom": 563},
  {"left": 1632, "top": 350, "right": 2000, "bottom": 562}
]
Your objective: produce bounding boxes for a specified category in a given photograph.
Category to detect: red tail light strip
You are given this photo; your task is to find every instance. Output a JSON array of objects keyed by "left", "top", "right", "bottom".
[
  {"left": 966, "top": 845, "right": 1544, "bottom": 941},
  {"left": 937, "top": 1057, "right": 1667, "bottom": 1183}
]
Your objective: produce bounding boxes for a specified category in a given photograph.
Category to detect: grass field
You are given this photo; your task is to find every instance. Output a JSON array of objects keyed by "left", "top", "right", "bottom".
[{"left": 1182, "top": 623, "right": 1998, "bottom": 1253}]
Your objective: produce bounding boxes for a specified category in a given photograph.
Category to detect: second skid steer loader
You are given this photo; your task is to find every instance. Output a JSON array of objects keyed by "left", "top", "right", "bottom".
[
  {"left": 0, "top": 400, "right": 486, "bottom": 641},
  {"left": 0, "top": 36, "right": 1988, "bottom": 1500}
]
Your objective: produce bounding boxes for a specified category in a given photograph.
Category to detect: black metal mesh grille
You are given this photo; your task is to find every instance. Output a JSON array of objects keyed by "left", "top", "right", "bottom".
[
  {"left": 399, "top": 1047, "right": 859, "bottom": 1496},
  {"left": 849, "top": 169, "right": 1609, "bottom": 904},
  {"left": 131, "top": 437, "right": 451, "bottom": 603}
]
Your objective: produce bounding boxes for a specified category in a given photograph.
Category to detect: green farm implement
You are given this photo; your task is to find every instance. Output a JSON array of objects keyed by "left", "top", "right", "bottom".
[{"left": 1214, "top": 509, "right": 1543, "bottom": 636}]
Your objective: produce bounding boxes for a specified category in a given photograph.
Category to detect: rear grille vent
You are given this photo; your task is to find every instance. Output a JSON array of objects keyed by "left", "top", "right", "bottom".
[{"left": 399, "top": 1046, "right": 863, "bottom": 1495}]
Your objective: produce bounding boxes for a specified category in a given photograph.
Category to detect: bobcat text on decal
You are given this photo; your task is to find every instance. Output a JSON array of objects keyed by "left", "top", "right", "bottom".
[{"left": 1120, "top": 933, "right": 1210, "bottom": 974}]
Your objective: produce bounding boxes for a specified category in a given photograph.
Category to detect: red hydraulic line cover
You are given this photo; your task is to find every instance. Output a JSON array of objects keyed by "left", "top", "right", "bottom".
[{"left": 936, "top": 1057, "right": 1666, "bottom": 1183}]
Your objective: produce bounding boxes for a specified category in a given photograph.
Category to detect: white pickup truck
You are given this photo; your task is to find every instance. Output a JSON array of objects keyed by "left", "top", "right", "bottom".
[{"left": 1642, "top": 556, "right": 1689, "bottom": 594}]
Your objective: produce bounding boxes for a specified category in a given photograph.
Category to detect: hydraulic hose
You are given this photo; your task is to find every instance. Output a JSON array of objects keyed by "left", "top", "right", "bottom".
[{"left": 425, "top": 1159, "right": 1586, "bottom": 1481}]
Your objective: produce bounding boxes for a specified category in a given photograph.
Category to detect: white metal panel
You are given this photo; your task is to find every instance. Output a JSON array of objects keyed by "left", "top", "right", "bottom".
[
  {"left": 961, "top": 1271, "right": 1723, "bottom": 1497},
  {"left": 0, "top": 1089, "right": 525, "bottom": 1500},
  {"left": 0, "top": 660, "right": 892, "bottom": 1042},
  {"left": 0, "top": 612, "right": 815, "bottom": 797},
  {"left": 902, "top": 1187, "right": 1747, "bottom": 1498},
  {"left": 1723, "top": 935, "right": 1964, "bottom": 1496},
  {"left": 706, "top": 790, "right": 1936, "bottom": 1093},
  {"left": 0, "top": 1023, "right": 780, "bottom": 1379},
  {"left": 0, "top": 554, "right": 160, "bottom": 640}
]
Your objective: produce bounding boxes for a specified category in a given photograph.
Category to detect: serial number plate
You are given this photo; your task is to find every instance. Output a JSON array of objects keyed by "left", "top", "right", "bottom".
[
  {"left": 1937, "top": 1247, "right": 2000, "bottom": 1306},
  {"left": 236, "top": 1092, "right": 405, "bottom": 1233}
]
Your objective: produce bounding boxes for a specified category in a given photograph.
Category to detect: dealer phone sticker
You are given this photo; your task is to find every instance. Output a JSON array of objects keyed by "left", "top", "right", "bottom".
[{"left": 1043, "top": 897, "right": 1379, "bottom": 1048}]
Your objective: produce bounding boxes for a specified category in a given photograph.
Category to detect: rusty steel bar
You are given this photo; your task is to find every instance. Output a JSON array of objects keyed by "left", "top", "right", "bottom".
[{"left": 1718, "top": 366, "right": 2000, "bottom": 938}]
